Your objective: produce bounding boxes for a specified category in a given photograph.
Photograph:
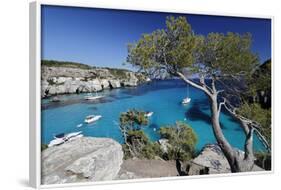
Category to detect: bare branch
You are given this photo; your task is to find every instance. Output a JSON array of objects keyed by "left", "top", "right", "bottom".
[
  {"left": 254, "top": 128, "right": 271, "bottom": 152},
  {"left": 199, "top": 74, "right": 213, "bottom": 93},
  {"left": 223, "top": 103, "right": 271, "bottom": 152},
  {"left": 244, "top": 125, "right": 254, "bottom": 161},
  {"left": 218, "top": 98, "right": 226, "bottom": 116},
  {"left": 211, "top": 77, "right": 216, "bottom": 93},
  {"left": 177, "top": 71, "right": 213, "bottom": 97},
  {"left": 217, "top": 90, "right": 224, "bottom": 95}
]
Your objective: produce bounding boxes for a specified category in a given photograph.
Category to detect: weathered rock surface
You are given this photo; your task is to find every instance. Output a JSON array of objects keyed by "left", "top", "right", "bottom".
[
  {"left": 158, "top": 139, "right": 171, "bottom": 153},
  {"left": 100, "top": 79, "right": 110, "bottom": 89},
  {"left": 187, "top": 144, "right": 264, "bottom": 175},
  {"left": 122, "top": 72, "right": 138, "bottom": 87},
  {"left": 116, "top": 159, "right": 178, "bottom": 180},
  {"left": 109, "top": 79, "right": 121, "bottom": 88},
  {"left": 41, "top": 137, "right": 123, "bottom": 184},
  {"left": 41, "top": 66, "right": 146, "bottom": 97}
]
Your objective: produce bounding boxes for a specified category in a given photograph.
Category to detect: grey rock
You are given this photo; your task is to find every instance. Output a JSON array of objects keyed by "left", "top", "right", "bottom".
[
  {"left": 56, "top": 77, "right": 71, "bottom": 84},
  {"left": 116, "top": 171, "right": 140, "bottom": 180},
  {"left": 64, "top": 80, "right": 80, "bottom": 93},
  {"left": 42, "top": 137, "right": 123, "bottom": 184},
  {"left": 109, "top": 80, "right": 121, "bottom": 88},
  {"left": 122, "top": 72, "right": 138, "bottom": 87},
  {"left": 100, "top": 79, "right": 110, "bottom": 89},
  {"left": 89, "top": 79, "right": 103, "bottom": 91},
  {"left": 41, "top": 66, "right": 146, "bottom": 96},
  {"left": 158, "top": 139, "right": 171, "bottom": 153},
  {"left": 41, "top": 80, "right": 49, "bottom": 97},
  {"left": 187, "top": 144, "right": 264, "bottom": 175}
]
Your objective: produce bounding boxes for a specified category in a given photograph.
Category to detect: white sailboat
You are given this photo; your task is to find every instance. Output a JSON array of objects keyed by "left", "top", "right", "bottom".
[
  {"left": 182, "top": 97, "right": 191, "bottom": 104},
  {"left": 182, "top": 83, "right": 191, "bottom": 105}
]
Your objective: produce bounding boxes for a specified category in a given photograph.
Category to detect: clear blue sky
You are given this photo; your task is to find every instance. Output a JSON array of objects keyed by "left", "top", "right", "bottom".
[{"left": 41, "top": 5, "right": 271, "bottom": 70}]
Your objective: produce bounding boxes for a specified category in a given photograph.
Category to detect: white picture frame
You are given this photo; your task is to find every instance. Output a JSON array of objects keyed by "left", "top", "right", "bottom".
[{"left": 29, "top": 1, "right": 274, "bottom": 188}]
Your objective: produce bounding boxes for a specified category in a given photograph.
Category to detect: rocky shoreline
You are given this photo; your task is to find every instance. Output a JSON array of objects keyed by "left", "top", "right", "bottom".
[
  {"left": 41, "top": 137, "right": 265, "bottom": 184},
  {"left": 41, "top": 64, "right": 149, "bottom": 98}
]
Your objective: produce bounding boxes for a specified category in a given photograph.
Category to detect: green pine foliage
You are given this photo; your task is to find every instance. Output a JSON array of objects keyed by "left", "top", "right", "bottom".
[
  {"left": 122, "top": 130, "right": 162, "bottom": 160},
  {"left": 159, "top": 122, "right": 197, "bottom": 161},
  {"left": 127, "top": 16, "right": 258, "bottom": 79},
  {"left": 237, "top": 103, "right": 271, "bottom": 145}
]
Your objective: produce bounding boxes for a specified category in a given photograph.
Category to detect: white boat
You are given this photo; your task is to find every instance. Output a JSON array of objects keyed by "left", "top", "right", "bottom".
[
  {"left": 145, "top": 112, "right": 153, "bottom": 117},
  {"left": 76, "top": 123, "right": 83, "bottom": 128},
  {"left": 65, "top": 131, "right": 82, "bottom": 139},
  {"left": 48, "top": 131, "right": 83, "bottom": 147},
  {"left": 84, "top": 115, "right": 102, "bottom": 124},
  {"left": 182, "top": 97, "right": 191, "bottom": 104},
  {"left": 84, "top": 93, "right": 104, "bottom": 100},
  {"left": 48, "top": 138, "right": 65, "bottom": 147}
]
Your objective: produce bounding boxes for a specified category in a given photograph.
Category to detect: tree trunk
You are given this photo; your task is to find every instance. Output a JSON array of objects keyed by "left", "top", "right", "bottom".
[
  {"left": 177, "top": 72, "right": 255, "bottom": 172},
  {"left": 209, "top": 95, "right": 240, "bottom": 172}
]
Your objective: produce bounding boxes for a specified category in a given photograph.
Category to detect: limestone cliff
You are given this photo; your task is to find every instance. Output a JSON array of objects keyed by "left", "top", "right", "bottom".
[{"left": 41, "top": 60, "right": 148, "bottom": 97}]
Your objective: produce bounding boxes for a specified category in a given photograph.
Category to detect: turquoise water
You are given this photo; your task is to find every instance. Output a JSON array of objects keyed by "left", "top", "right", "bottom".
[{"left": 41, "top": 79, "right": 265, "bottom": 152}]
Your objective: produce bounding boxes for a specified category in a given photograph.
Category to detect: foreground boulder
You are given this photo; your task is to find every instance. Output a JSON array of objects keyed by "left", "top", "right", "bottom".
[
  {"left": 187, "top": 144, "right": 264, "bottom": 175},
  {"left": 41, "top": 137, "right": 123, "bottom": 184}
]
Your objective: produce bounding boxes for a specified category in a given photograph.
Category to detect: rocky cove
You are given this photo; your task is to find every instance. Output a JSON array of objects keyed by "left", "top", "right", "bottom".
[
  {"left": 40, "top": 61, "right": 269, "bottom": 184},
  {"left": 41, "top": 63, "right": 149, "bottom": 98}
]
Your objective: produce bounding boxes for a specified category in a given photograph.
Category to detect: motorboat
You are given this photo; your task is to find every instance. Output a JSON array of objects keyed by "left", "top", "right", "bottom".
[
  {"left": 84, "top": 93, "right": 104, "bottom": 100},
  {"left": 182, "top": 97, "right": 191, "bottom": 104},
  {"left": 84, "top": 115, "right": 102, "bottom": 124},
  {"left": 84, "top": 95, "right": 104, "bottom": 100},
  {"left": 145, "top": 112, "right": 153, "bottom": 117},
  {"left": 48, "top": 131, "right": 83, "bottom": 147},
  {"left": 48, "top": 138, "right": 65, "bottom": 147},
  {"left": 68, "top": 134, "right": 84, "bottom": 142},
  {"left": 65, "top": 131, "right": 82, "bottom": 139}
]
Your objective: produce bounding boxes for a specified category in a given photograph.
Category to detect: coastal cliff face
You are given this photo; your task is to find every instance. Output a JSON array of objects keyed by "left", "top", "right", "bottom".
[
  {"left": 41, "top": 63, "right": 148, "bottom": 97},
  {"left": 41, "top": 137, "right": 123, "bottom": 184}
]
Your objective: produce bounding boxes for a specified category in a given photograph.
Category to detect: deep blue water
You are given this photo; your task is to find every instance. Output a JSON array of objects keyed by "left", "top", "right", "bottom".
[{"left": 41, "top": 79, "right": 266, "bottom": 152}]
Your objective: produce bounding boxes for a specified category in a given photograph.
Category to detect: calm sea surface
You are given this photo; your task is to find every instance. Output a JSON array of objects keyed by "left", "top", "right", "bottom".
[{"left": 41, "top": 79, "right": 265, "bottom": 152}]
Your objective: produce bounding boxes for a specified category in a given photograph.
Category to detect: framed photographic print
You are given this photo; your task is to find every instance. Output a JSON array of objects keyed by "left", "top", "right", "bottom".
[{"left": 29, "top": 1, "right": 273, "bottom": 188}]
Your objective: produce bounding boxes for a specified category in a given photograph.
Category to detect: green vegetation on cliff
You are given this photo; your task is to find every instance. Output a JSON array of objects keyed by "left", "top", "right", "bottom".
[
  {"left": 119, "top": 110, "right": 197, "bottom": 161},
  {"left": 159, "top": 122, "right": 197, "bottom": 161},
  {"left": 237, "top": 103, "right": 271, "bottom": 146},
  {"left": 42, "top": 60, "right": 93, "bottom": 70}
]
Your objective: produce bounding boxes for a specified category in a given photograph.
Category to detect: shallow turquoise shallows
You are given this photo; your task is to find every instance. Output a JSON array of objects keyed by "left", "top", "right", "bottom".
[{"left": 41, "top": 79, "right": 266, "bottom": 152}]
